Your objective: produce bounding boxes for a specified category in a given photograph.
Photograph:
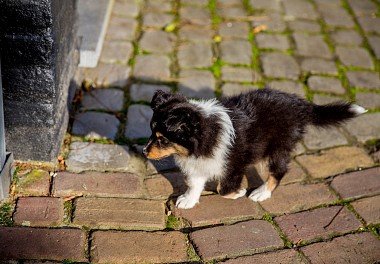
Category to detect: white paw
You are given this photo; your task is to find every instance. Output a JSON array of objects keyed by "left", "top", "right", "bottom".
[
  {"left": 176, "top": 194, "right": 199, "bottom": 209},
  {"left": 249, "top": 184, "right": 272, "bottom": 202},
  {"left": 222, "top": 188, "right": 247, "bottom": 199}
]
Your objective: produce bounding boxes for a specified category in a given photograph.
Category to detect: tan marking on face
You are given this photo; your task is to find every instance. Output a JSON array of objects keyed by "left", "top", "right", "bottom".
[{"left": 146, "top": 143, "right": 189, "bottom": 160}]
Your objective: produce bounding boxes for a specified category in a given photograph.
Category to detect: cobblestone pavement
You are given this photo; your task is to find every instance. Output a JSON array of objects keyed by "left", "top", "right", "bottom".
[{"left": 1, "top": 0, "right": 380, "bottom": 263}]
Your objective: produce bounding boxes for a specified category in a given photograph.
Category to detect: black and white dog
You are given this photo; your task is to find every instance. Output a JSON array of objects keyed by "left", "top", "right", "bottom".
[{"left": 143, "top": 89, "right": 366, "bottom": 209}]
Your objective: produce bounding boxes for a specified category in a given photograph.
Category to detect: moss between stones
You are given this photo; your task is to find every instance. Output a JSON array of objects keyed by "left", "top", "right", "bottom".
[
  {"left": 16, "top": 169, "right": 48, "bottom": 189},
  {"left": 0, "top": 201, "right": 14, "bottom": 226}
]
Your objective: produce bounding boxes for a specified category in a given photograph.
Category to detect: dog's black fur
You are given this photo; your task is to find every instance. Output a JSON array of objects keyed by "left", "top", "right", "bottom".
[{"left": 145, "top": 88, "right": 360, "bottom": 199}]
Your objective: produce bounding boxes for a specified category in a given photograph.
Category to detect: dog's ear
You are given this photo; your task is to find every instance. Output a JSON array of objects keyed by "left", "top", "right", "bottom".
[{"left": 151, "top": 90, "right": 174, "bottom": 111}]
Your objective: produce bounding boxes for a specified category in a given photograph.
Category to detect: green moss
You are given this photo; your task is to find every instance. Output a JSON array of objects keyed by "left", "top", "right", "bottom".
[
  {"left": 0, "top": 202, "right": 14, "bottom": 226},
  {"left": 63, "top": 200, "right": 73, "bottom": 224},
  {"left": 17, "top": 169, "right": 48, "bottom": 188},
  {"left": 187, "top": 241, "right": 201, "bottom": 262},
  {"left": 166, "top": 214, "right": 182, "bottom": 230},
  {"left": 262, "top": 213, "right": 293, "bottom": 248}
]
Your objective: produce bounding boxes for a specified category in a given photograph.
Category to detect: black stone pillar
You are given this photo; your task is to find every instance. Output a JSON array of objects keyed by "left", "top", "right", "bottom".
[{"left": 0, "top": 0, "right": 78, "bottom": 161}]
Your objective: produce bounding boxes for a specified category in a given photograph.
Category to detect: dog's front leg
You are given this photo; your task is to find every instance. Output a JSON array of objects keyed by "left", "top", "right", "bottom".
[{"left": 176, "top": 176, "right": 206, "bottom": 209}]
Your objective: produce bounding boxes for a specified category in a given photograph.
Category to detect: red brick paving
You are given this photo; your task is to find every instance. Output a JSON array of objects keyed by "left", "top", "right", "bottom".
[
  {"left": 53, "top": 171, "right": 142, "bottom": 198},
  {"left": 276, "top": 206, "right": 361, "bottom": 243},
  {"left": 0, "top": 227, "right": 87, "bottom": 261},
  {"left": 351, "top": 195, "right": 380, "bottom": 225},
  {"left": 190, "top": 220, "right": 283, "bottom": 261},
  {"left": 91, "top": 231, "right": 188, "bottom": 263},
  {"left": 330, "top": 167, "right": 380, "bottom": 199},
  {"left": 222, "top": 249, "right": 304, "bottom": 264},
  {"left": 173, "top": 194, "right": 263, "bottom": 227},
  {"left": 13, "top": 197, "right": 63, "bottom": 227},
  {"left": 301, "top": 232, "right": 380, "bottom": 264},
  {"left": 144, "top": 172, "right": 187, "bottom": 199}
]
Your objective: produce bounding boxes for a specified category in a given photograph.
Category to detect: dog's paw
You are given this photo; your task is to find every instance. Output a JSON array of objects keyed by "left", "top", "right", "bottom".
[
  {"left": 249, "top": 184, "right": 271, "bottom": 202},
  {"left": 176, "top": 194, "right": 199, "bottom": 209},
  {"left": 222, "top": 188, "right": 247, "bottom": 199}
]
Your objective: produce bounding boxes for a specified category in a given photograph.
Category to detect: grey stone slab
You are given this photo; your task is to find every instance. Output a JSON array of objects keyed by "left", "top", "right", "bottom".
[
  {"left": 130, "top": 84, "right": 171, "bottom": 102},
  {"left": 288, "top": 20, "right": 320, "bottom": 33},
  {"left": 180, "top": 6, "right": 210, "bottom": 25},
  {"left": 112, "top": 0, "right": 140, "bottom": 17},
  {"left": 219, "top": 22, "right": 250, "bottom": 39},
  {"left": 304, "top": 126, "right": 348, "bottom": 150},
  {"left": 336, "top": 46, "right": 373, "bottom": 69},
  {"left": 368, "top": 35, "right": 380, "bottom": 59},
  {"left": 268, "top": 80, "right": 305, "bottom": 98},
  {"left": 357, "top": 17, "right": 380, "bottom": 34},
  {"left": 221, "top": 67, "right": 261, "bottom": 83},
  {"left": 72, "top": 112, "right": 120, "bottom": 140},
  {"left": 249, "top": 0, "right": 281, "bottom": 11},
  {"left": 66, "top": 142, "right": 145, "bottom": 173},
  {"left": 348, "top": 0, "right": 377, "bottom": 17},
  {"left": 308, "top": 76, "right": 346, "bottom": 95},
  {"left": 220, "top": 40, "right": 252, "bottom": 65},
  {"left": 293, "top": 33, "right": 332, "bottom": 59},
  {"left": 222, "top": 83, "right": 258, "bottom": 96},
  {"left": 143, "top": 12, "right": 173, "bottom": 28},
  {"left": 261, "top": 53, "right": 300, "bottom": 80},
  {"left": 330, "top": 30, "right": 363, "bottom": 46},
  {"left": 355, "top": 93, "right": 380, "bottom": 110},
  {"left": 319, "top": 7, "right": 355, "bottom": 28},
  {"left": 313, "top": 94, "right": 343, "bottom": 105},
  {"left": 178, "top": 42, "right": 213, "bottom": 68},
  {"left": 283, "top": 0, "right": 318, "bottom": 20},
  {"left": 178, "top": 70, "right": 215, "bottom": 99},
  {"left": 133, "top": 55, "right": 171, "bottom": 81},
  {"left": 179, "top": 25, "right": 213, "bottom": 42},
  {"left": 78, "top": 0, "right": 113, "bottom": 67},
  {"left": 0, "top": 153, "right": 13, "bottom": 200},
  {"left": 301, "top": 58, "right": 338, "bottom": 75},
  {"left": 218, "top": 6, "right": 247, "bottom": 18},
  {"left": 106, "top": 16, "right": 137, "bottom": 41},
  {"left": 346, "top": 71, "right": 380, "bottom": 89},
  {"left": 253, "top": 13, "right": 286, "bottom": 33},
  {"left": 344, "top": 113, "right": 380, "bottom": 142},
  {"left": 140, "top": 30, "right": 174, "bottom": 53},
  {"left": 81, "top": 89, "right": 124, "bottom": 111},
  {"left": 100, "top": 41, "right": 133, "bottom": 64},
  {"left": 82, "top": 63, "right": 131, "bottom": 88},
  {"left": 256, "top": 34, "right": 290, "bottom": 51},
  {"left": 125, "top": 105, "right": 153, "bottom": 139},
  {"left": 145, "top": 0, "right": 172, "bottom": 12}
]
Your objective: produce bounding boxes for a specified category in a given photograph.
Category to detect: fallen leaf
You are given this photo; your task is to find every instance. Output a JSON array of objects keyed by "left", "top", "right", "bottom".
[{"left": 253, "top": 24, "right": 268, "bottom": 34}]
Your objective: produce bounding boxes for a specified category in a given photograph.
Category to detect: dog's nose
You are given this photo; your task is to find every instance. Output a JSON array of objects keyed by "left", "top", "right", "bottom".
[{"left": 142, "top": 147, "right": 148, "bottom": 157}]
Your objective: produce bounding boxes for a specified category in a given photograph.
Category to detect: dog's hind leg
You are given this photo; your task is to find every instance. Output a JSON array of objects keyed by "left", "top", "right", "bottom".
[{"left": 218, "top": 170, "right": 246, "bottom": 199}]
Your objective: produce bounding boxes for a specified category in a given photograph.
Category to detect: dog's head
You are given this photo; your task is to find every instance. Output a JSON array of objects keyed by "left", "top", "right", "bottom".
[{"left": 143, "top": 90, "right": 202, "bottom": 160}]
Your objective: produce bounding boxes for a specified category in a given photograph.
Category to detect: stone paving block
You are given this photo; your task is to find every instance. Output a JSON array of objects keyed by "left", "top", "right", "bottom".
[
  {"left": 13, "top": 169, "right": 50, "bottom": 197},
  {"left": 143, "top": 12, "right": 172, "bottom": 28},
  {"left": 219, "top": 22, "right": 250, "bottom": 39},
  {"left": 368, "top": 35, "right": 380, "bottom": 58},
  {"left": 223, "top": 249, "right": 304, "bottom": 264},
  {"left": 221, "top": 40, "right": 252, "bottom": 65},
  {"left": 140, "top": 30, "right": 174, "bottom": 53},
  {"left": 283, "top": 0, "right": 318, "bottom": 20},
  {"left": 336, "top": 46, "right": 373, "bottom": 69},
  {"left": 351, "top": 195, "right": 380, "bottom": 225},
  {"left": 0, "top": 227, "right": 87, "bottom": 261},
  {"left": 300, "top": 58, "right": 338, "bottom": 75},
  {"left": 74, "top": 198, "right": 166, "bottom": 230},
  {"left": 276, "top": 206, "right": 361, "bottom": 243},
  {"left": 145, "top": 0, "right": 172, "bottom": 12},
  {"left": 179, "top": 25, "right": 213, "bottom": 42},
  {"left": 218, "top": 0, "right": 242, "bottom": 7},
  {"left": 112, "top": 0, "right": 140, "bottom": 18},
  {"left": 357, "top": 17, "right": 380, "bottom": 34},
  {"left": 303, "top": 126, "right": 348, "bottom": 149},
  {"left": 91, "top": 231, "right": 188, "bottom": 263},
  {"left": 218, "top": 6, "right": 247, "bottom": 18},
  {"left": 130, "top": 83, "right": 171, "bottom": 102},
  {"left": 144, "top": 172, "right": 186, "bottom": 199},
  {"left": 288, "top": 20, "right": 320, "bottom": 33},
  {"left": 296, "top": 147, "right": 374, "bottom": 179},
  {"left": 301, "top": 232, "right": 380, "bottom": 264},
  {"left": 53, "top": 171, "right": 141, "bottom": 198},
  {"left": 318, "top": 7, "right": 355, "bottom": 28},
  {"left": 174, "top": 195, "right": 264, "bottom": 227},
  {"left": 106, "top": 16, "right": 137, "bottom": 41},
  {"left": 190, "top": 220, "right": 283, "bottom": 261},
  {"left": 314, "top": 0, "right": 341, "bottom": 8},
  {"left": 308, "top": 76, "right": 345, "bottom": 95},
  {"left": 330, "top": 167, "right": 380, "bottom": 199},
  {"left": 221, "top": 67, "right": 260, "bottom": 83},
  {"left": 100, "top": 41, "right": 132, "bottom": 63},
  {"left": 259, "top": 183, "right": 336, "bottom": 215},
  {"left": 66, "top": 142, "right": 145, "bottom": 173},
  {"left": 344, "top": 113, "right": 380, "bottom": 142},
  {"left": 180, "top": 6, "right": 210, "bottom": 25},
  {"left": 178, "top": 42, "right": 213, "bottom": 68},
  {"left": 249, "top": 0, "right": 282, "bottom": 11},
  {"left": 81, "top": 88, "right": 124, "bottom": 111},
  {"left": 256, "top": 34, "right": 290, "bottom": 51},
  {"left": 268, "top": 80, "right": 305, "bottom": 98},
  {"left": 330, "top": 29, "right": 362, "bottom": 46},
  {"left": 356, "top": 92, "right": 380, "bottom": 109},
  {"left": 181, "top": 0, "right": 208, "bottom": 5},
  {"left": 313, "top": 94, "right": 342, "bottom": 105},
  {"left": 346, "top": 71, "right": 380, "bottom": 89},
  {"left": 133, "top": 55, "right": 171, "bottom": 81},
  {"left": 13, "top": 197, "right": 63, "bottom": 227},
  {"left": 82, "top": 63, "right": 131, "bottom": 87},
  {"left": 72, "top": 112, "right": 120, "bottom": 140},
  {"left": 253, "top": 13, "right": 287, "bottom": 33},
  {"left": 222, "top": 83, "right": 258, "bottom": 96},
  {"left": 293, "top": 33, "right": 332, "bottom": 59},
  {"left": 125, "top": 104, "right": 153, "bottom": 139},
  {"left": 178, "top": 69, "right": 215, "bottom": 99},
  {"left": 261, "top": 53, "right": 300, "bottom": 80},
  {"left": 348, "top": 0, "right": 377, "bottom": 17}
]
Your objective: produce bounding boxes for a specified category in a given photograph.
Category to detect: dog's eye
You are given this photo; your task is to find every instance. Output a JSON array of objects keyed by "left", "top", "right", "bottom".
[{"left": 158, "top": 137, "right": 169, "bottom": 145}]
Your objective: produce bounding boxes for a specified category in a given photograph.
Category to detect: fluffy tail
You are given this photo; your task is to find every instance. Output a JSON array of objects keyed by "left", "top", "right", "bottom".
[{"left": 311, "top": 102, "right": 367, "bottom": 127}]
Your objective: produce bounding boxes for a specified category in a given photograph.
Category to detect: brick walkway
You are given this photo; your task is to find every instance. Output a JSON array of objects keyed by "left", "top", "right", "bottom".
[{"left": 1, "top": 0, "right": 380, "bottom": 263}]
